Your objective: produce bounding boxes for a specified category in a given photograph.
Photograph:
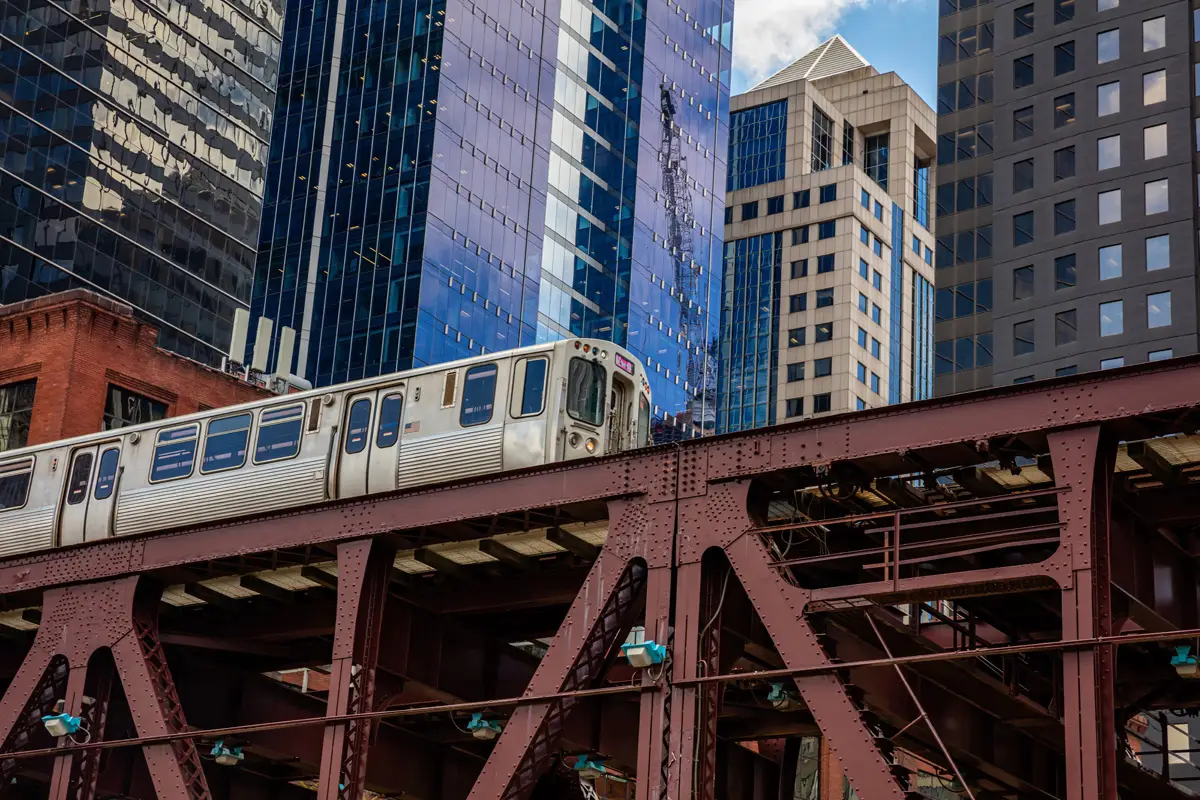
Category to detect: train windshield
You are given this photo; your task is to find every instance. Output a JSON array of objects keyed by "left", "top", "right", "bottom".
[{"left": 566, "top": 358, "right": 606, "bottom": 426}]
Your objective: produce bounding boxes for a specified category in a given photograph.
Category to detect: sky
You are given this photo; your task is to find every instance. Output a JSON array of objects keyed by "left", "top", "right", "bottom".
[{"left": 730, "top": 0, "right": 938, "bottom": 106}]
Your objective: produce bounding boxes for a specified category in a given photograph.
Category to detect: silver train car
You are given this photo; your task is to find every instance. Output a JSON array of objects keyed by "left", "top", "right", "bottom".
[{"left": 0, "top": 339, "right": 652, "bottom": 557}]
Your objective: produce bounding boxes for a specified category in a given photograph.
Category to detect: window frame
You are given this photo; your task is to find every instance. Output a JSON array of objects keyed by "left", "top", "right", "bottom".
[
  {"left": 94, "top": 447, "right": 120, "bottom": 501},
  {"left": 375, "top": 393, "right": 405, "bottom": 448},
  {"left": 200, "top": 412, "right": 253, "bottom": 475},
  {"left": 510, "top": 357, "right": 549, "bottom": 418},
  {"left": 0, "top": 457, "right": 34, "bottom": 513},
  {"left": 66, "top": 451, "right": 95, "bottom": 506},
  {"left": 149, "top": 424, "right": 200, "bottom": 484},
  {"left": 461, "top": 363, "right": 500, "bottom": 427},
  {"left": 254, "top": 403, "right": 306, "bottom": 464}
]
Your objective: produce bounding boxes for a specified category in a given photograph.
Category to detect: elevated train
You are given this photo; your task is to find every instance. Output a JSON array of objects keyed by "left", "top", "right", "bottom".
[{"left": 0, "top": 339, "right": 652, "bottom": 557}]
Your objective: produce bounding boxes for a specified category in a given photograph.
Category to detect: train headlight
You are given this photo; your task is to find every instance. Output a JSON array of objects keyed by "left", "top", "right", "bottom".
[
  {"left": 585, "top": 438, "right": 597, "bottom": 454},
  {"left": 598, "top": 349, "right": 607, "bottom": 360},
  {"left": 569, "top": 433, "right": 581, "bottom": 448}
]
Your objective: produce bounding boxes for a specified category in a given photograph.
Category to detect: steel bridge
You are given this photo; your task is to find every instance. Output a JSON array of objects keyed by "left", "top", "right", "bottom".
[{"left": 3, "top": 358, "right": 1200, "bottom": 800}]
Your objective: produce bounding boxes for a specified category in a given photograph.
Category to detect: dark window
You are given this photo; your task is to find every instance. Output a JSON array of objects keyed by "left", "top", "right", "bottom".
[
  {"left": 940, "top": 0, "right": 956, "bottom": 17},
  {"left": 376, "top": 394, "right": 404, "bottom": 447},
  {"left": 202, "top": 413, "right": 252, "bottom": 473},
  {"left": 1055, "top": 0, "right": 1074, "bottom": 24},
  {"left": 980, "top": 22, "right": 994, "bottom": 53},
  {"left": 742, "top": 201, "right": 759, "bottom": 221},
  {"left": 1054, "top": 146, "right": 1075, "bottom": 181},
  {"left": 791, "top": 260, "right": 808, "bottom": 279},
  {"left": 462, "top": 364, "right": 499, "bottom": 426},
  {"left": 977, "top": 225, "right": 993, "bottom": 260},
  {"left": 958, "top": 26, "right": 978, "bottom": 60},
  {"left": 724, "top": 206, "right": 733, "bottom": 225},
  {"left": 843, "top": 122, "right": 855, "bottom": 165},
  {"left": 785, "top": 398, "right": 803, "bottom": 418},
  {"left": 1014, "top": 106, "right": 1034, "bottom": 140},
  {"left": 817, "top": 254, "right": 835, "bottom": 274},
  {"left": 1014, "top": 265, "right": 1035, "bottom": 300},
  {"left": 66, "top": 452, "right": 93, "bottom": 505},
  {"left": 938, "top": 132, "right": 955, "bottom": 166},
  {"left": 954, "top": 283, "right": 975, "bottom": 318},
  {"left": 789, "top": 294, "right": 807, "bottom": 313},
  {"left": 813, "top": 393, "right": 832, "bottom": 413},
  {"left": 1054, "top": 200, "right": 1076, "bottom": 235},
  {"left": 936, "top": 340, "right": 954, "bottom": 375},
  {"left": 956, "top": 230, "right": 975, "bottom": 263},
  {"left": 1056, "top": 309, "right": 1078, "bottom": 344},
  {"left": 815, "top": 323, "right": 833, "bottom": 342},
  {"left": 815, "top": 288, "right": 834, "bottom": 308},
  {"left": 1014, "top": 4, "right": 1034, "bottom": 37},
  {"left": 1055, "top": 41, "right": 1075, "bottom": 75},
  {"left": 1054, "top": 93, "right": 1075, "bottom": 128},
  {"left": 1013, "top": 212, "right": 1034, "bottom": 246},
  {"left": 517, "top": 359, "right": 548, "bottom": 416},
  {"left": 818, "top": 221, "right": 836, "bottom": 240},
  {"left": 103, "top": 384, "right": 167, "bottom": 431},
  {"left": 1014, "top": 376, "right": 1034, "bottom": 384},
  {"left": 794, "top": 190, "right": 810, "bottom": 209},
  {"left": 151, "top": 425, "right": 199, "bottom": 482},
  {"left": 814, "top": 357, "right": 833, "bottom": 377},
  {"left": 977, "top": 172, "right": 993, "bottom": 207},
  {"left": 812, "top": 106, "right": 834, "bottom": 171},
  {"left": 793, "top": 227, "right": 810, "bottom": 245},
  {"left": 256, "top": 405, "right": 304, "bottom": 462},
  {"left": 936, "top": 182, "right": 955, "bottom": 216},
  {"left": 1014, "top": 55, "right": 1034, "bottom": 89},
  {"left": 957, "top": 337, "right": 975, "bottom": 371},
  {"left": 977, "top": 333, "right": 994, "bottom": 367},
  {"left": 957, "top": 177, "right": 976, "bottom": 212},
  {"left": 1056, "top": 365, "right": 1078, "bottom": 376},
  {"left": 566, "top": 359, "right": 605, "bottom": 426},
  {"left": 936, "top": 288, "right": 954, "bottom": 322},
  {"left": 0, "top": 379, "right": 35, "bottom": 453},
  {"left": 977, "top": 278, "right": 993, "bottom": 311},
  {"left": 788, "top": 328, "right": 806, "bottom": 347},
  {"left": 344, "top": 399, "right": 372, "bottom": 454},
  {"left": 819, "top": 184, "right": 837, "bottom": 203},
  {"left": 940, "top": 33, "right": 957, "bottom": 65},
  {"left": 1014, "top": 320, "right": 1036, "bottom": 355},
  {"left": 786, "top": 363, "right": 805, "bottom": 382},
  {"left": 937, "top": 234, "right": 954, "bottom": 268},
  {"left": 94, "top": 448, "right": 120, "bottom": 500},
  {"left": 1055, "top": 254, "right": 1077, "bottom": 290},
  {"left": 978, "top": 71, "right": 994, "bottom": 104},
  {"left": 1013, "top": 159, "right": 1034, "bottom": 192},
  {"left": 0, "top": 459, "right": 33, "bottom": 511},
  {"left": 767, "top": 195, "right": 784, "bottom": 215}
]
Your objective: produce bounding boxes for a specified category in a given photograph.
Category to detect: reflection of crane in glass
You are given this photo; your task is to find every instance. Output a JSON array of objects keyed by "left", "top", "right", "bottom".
[{"left": 659, "top": 83, "right": 713, "bottom": 431}]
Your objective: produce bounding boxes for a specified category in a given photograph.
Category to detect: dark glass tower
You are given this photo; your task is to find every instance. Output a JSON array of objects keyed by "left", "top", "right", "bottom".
[
  {"left": 252, "top": 0, "right": 733, "bottom": 436},
  {"left": 0, "top": 0, "right": 282, "bottom": 362}
]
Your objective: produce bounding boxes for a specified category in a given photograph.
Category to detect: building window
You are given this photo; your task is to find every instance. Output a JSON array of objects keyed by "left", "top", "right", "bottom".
[
  {"left": 728, "top": 100, "right": 788, "bottom": 191},
  {"left": 819, "top": 184, "right": 837, "bottom": 203},
  {"left": 1013, "top": 320, "right": 1035, "bottom": 355},
  {"left": 1014, "top": 4, "right": 1034, "bottom": 37},
  {"left": 794, "top": 190, "right": 811, "bottom": 209},
  {"left": 871, "top": 304, "right": 882, "bottom": 324},
  {"left": 818, "top": 221, "right": 836, "bottom": 239},
  {"left": 1055, "top": 0, "right": 1074, "bottom": 23},
  {"left": 1054, "top": 199, "right": 1076, "bottom": 235},
  {"left": 1097, "top": 29, "right": 1119, "bottom": 64},
  {"left": 1144, "top": 70, "right": 1166, "bottom": 105},
  {"left": 0, "top": 380, "right": 36, "bottom": 452},
  {"left": 873, "top": 271, "right": 883, "bottom": 291},
  {"left": 1013, "top": 376, "right": 1034, "bottom": 385},
  {"left": 791, "top": 260, "right": 808, "bottom": 278},
  {"left": 1147, "top": 291, "right": 1172, "bottom": 328},
  {"left": 104, "top": 384, "right": 168, "bottom": 430},
  {"left": 1055, "top": 310, "right": 1078, "bottom": 345},
  {"left": 871, "top": 339, "right": 881, "bottom": 359},
  {"left": 1054, "top": 146, "right": 1076, "bottom": 181},
  {"left": 1057, "top": 365, "right": 1078, "bottom": 376},
  {"left": 1055, "top": 254, "right": 1077, "bottom": 289},
  {"left": 767, "top": 195, "right": 785, "bottom": 215},
  {"left": 742, "top": 201, "right": 759, "bottom": 220},
  {"left": 1054, "top": 94, "right": 1075, "bottom": 128},
  {"left": 1100, "top": 300, "right": 1124, "bottom": 336},
  {"left": 814, "top": 323, "right": 833, "bottom": 343},
  {"left": 814, "top": 357, "right": 833, "bottom": 377},
  {"left": 1097, "top": 0, "right": 1117, "bottom": 10},
  {"left": 861, "top": 189, "right": 870, "bottom": 209},
  {"left": 813, "top": 393, "right": 832, "bottom": 413},
  {"left": 843, "top": 122, "right": 855, "bottom": 165},
  {"left": 786, "top": 398, "right": 804, "bottom": 418},
  {"left": 815, "top": 288, "right": 834, "bottom": 308},
  {"left": 1100, "top": 357, "right": 1124, "bottom": 369},
  {"left": 787, "top": 363, "right": 805, "bottom": 382},
  {"left": 788, "top": 328, "right": 806, "bottom": 347},
  {"left": 1054, "top": 41, "right": 1075, "bottom": 76},
  {"left": 1014, "top": 265, "right": 1035, "bottom": 300},
  {"left": 1145, "top": 178, "right": 1169, "bottom": 215},
  {"left": 865, "top": 134, "right": 890, "bottom": 189},
  {"left": 1013, "top": 55, "right": 1034, "bottom": 89},
  {"left": 859, "top": 259, "right": 869, "bottom": 279},
  {"left": 1010, "top": 158, "right": 1034, "bottom": 192},
  {"left": 793, "top": 227, "right": 810, "bottom": 245},
  {"left": 1097, "top": 135, "right": 1120, "bottom": 170},
  {"left": 857, "top": 398, "right": 867, "bottom": 411},
  {"left": 812, "top": 106, "right": 834, "bottom": 171},
  {"left": 1013, "top": 211, "right": 1034, "bottom": 246},
  {"left": 1149, "top": 349, "right": 1173, "bottom": 361},
  {"left": 873, "top": 238, "right": 883, "bottom": 257},
  {"left": 817, "top": 254, "right": 835, "bottom": 274},
  {"left": 1097, "top": 81, "right": 1120, "bottom": 116},
  {"left": 724, "top": 207, "right": 733, "bottom": 225},
  {"left": 874, "top": 200, "right": 884, "bottom": 221},
  {"left": 1099, "top": 244, "right": 1122, "bottom": 280},
  {"left": 1144, "top": 124, "right": 1167, "bottom": 160},
  {"left": 1014, "top": 106, "right": 1034, "bottom": 140},
  {"left": 1143, "top": 17, "right": 1165, "bottom": 52},
  {"left": 1098, "top": 189, "right": 1121, "bottom": 225},
  {"left": 857, "top": 327, "right": 868, "bottom": 347},
  {"left": 870, "top": 373, "right": 880, "bottom": 394},
  {"left": 859, "top": 293, "right": 869, "bottom": 312},
  {"left": 790, "top": 294, "right": 807, "bottom": 313},
  {"left": 1146, "top": 234, "right": 1170, "bottom": 271},
  {"left": 860, "top": 225, "right": 869, "bottom": 245},
  {"left": 856, "top": 362, "right": 867, "bottom": 383}
]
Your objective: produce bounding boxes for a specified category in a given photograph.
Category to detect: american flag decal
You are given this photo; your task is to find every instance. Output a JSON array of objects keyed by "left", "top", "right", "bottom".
[{"left": 404, "top": 421, "right": 421, "bottom": 433}]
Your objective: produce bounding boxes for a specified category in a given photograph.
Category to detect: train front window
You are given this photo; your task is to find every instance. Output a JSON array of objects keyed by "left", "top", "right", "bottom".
[
  {"left": 66, "top": 452, "right": 94, "bottom": 505},
  {"left": 567, "top": 358, "right": 606, "bottom": 426},
  {"left": 94, "top": 448, "right": 120, "bottom": 500},
  {"left": 639, "top": 396, "right": 651, "bottom": 446},
  {"left": 461, "top": 364, "right": 498, "bottom": 426},
  {"left": 0, "top": 459, "right": 33, "bottom": 511}
]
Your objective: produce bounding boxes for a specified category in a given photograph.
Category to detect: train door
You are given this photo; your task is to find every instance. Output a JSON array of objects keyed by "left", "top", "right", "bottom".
[
  {"left": 608, "top": 374, "right": 633, "bottom": 453},
  {"left": 336, "top": 389, "right": 404, "bottom": 499},
  {"left": 58, "top": 443, "right": 120, "bottom": 546}
]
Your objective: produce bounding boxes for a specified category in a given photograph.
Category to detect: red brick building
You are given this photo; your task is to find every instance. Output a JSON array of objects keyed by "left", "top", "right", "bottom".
[{"left": 0, "top": 290, "right": 273, "bottom": 452}]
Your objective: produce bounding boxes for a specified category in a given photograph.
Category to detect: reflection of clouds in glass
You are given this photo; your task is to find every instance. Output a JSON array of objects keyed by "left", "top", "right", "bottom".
[
  {"left": 1147, "top": 291, "right": 1171, "bottom": 328},
  {"left": 1100, "top": 300, "right": 1123, "bottom": 337}
]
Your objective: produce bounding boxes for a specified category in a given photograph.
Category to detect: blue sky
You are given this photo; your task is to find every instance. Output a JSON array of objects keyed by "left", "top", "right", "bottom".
[{"left": 730, "top": 0, "right": 938, "bottom": 106}]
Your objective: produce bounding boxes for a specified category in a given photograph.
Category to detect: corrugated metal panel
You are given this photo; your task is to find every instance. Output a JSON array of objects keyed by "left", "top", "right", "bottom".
[
  {"left": 0, "top": 507, "right": 55, "bottom": 557},
  {"left": 115, "top": 458, "right": 327, "bottom": 537},
  {"left": 396, "top": 426, "right": 504, "bottom": 488}
]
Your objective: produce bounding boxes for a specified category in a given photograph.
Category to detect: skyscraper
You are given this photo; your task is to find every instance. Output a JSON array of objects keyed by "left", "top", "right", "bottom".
[
  {"left": 719, "top": 36, "right": 937, "bottom": 433},
  {"left": 935, "top": 0, "right": 1198, "bottom": 392},
  {"left": 0, "top": 0, "right": 282, "bottom": 363},
  {"left": 251, "top": 0, "right": 732, "bottom": 436}
]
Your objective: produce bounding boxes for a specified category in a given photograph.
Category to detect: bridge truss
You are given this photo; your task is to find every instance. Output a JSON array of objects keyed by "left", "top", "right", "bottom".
[{"left": 3, "top": 358, "right": 1200, "bottom": 799}]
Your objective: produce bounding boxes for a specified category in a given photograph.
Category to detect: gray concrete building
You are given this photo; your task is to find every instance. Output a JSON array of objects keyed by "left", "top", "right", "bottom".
[
  {"left": 935, "top": 0, "right": 1199, "bottom": 393},
  {"left": 719, "top": 36, "right": 937, "bottom": 434}
]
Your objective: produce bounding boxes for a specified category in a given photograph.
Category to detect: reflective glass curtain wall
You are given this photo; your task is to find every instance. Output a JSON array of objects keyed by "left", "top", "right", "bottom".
[
  {"left": 726, "top": 99, "right": 785, "bottom": 191},
  {"left": 717, "top": 232, "right": 779, "bottom": 433},
  {"left": 0, "top": 0, "right": 282, "bottom": 363}
]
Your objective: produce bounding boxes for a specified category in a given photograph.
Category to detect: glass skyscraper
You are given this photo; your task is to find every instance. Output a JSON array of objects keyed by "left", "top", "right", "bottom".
[
  {"left": 252, "top": 0, "right": 733, "bottom": 436},
  {"left": 0, "top": 0, "right": 282, "bottom": 362}
]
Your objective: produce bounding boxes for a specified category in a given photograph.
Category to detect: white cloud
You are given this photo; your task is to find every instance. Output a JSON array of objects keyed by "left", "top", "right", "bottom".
[{"left": 730, "top": 0, "right": 869, "bottom": 91}]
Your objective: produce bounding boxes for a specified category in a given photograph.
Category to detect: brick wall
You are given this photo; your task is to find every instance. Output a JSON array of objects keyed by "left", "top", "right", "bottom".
[{"left": 0, "top": 290, "right": 272, "bottom": 449}]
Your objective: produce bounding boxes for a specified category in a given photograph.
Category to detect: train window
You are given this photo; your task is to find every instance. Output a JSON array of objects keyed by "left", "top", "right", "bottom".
[
  {"left": 0, "top": 458, "right": 33, "bottom": 511},
  {"left": 511, "top": 358, "right": 548, "bottom": 417},
  {"left": 441, "top": 371, "right": 458, "bottom": 407},
  {"left": 255, "top": 405, "right": 304, "bottom": 464},
  {"left": 376, "top": 394, "right": 404, "bottom": 447},
  {"left": 460, "top": 364, "right": 497, "bottom": 426},
  {"left": 201, "top": 413, "right": 252, "bottom": 474},
  {"left": 639, "top": 396, "right": 651, "bottom": 447},
  {"left": 306, "top": 400, "right": 322, "bottom": 433},
  {"left": 66, "top": 452, "right": 94, "bottom": 505},
  {"left": 345, "top": 399, "right": 372, "bottom": 454},
  {"left": 566, "top": 358, "right": 606, "bottom": 426},
  {"left": 150, "top": 425, "right": 199, "bottom": 482},
  {"left": 94, "top": 448, "right": 120, "bottom": 500}
]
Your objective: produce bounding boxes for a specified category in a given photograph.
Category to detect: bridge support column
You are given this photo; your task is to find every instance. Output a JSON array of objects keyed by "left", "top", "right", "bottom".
[
  {"left": 317, "top": 539, "right": 392, "bottom": 800},
  {"left": 1051, "top": 427, "right": 1119, "bottom": 800}
]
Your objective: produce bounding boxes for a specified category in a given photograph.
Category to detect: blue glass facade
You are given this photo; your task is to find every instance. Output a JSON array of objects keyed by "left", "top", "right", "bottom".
[
  {"left": 911, "top": 270, "right": 933, "bottom": 400},
  {"left": 726, "top": 100, "right": 785, "bottom": 192},
  {"left": 0, "top": 0, "right": 282, "bottom": 362},
  {"left": 887, "top": 201, "right": 903, "bottom": 403},
  {"left": 717, "top": 232, "right": 780, "bottom": 433},
  {"left": 253, "top": 0, "right": 732, "bottom": 436}
]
